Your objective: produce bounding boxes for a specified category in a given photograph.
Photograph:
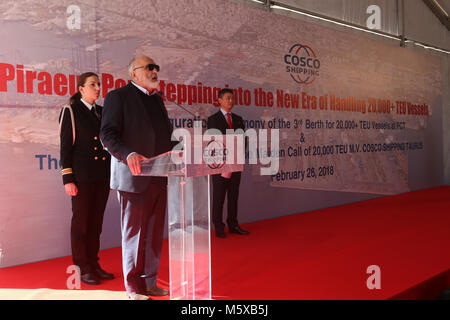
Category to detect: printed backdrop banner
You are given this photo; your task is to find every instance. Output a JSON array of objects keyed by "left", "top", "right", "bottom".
[{"left": 0, "top": 0, "right": 443, "bottom": 267}]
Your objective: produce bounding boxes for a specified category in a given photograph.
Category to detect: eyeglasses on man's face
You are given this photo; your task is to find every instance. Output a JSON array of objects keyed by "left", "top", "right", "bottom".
[{"left": 133, "top": 64, "right": 160, "bottom": 72}]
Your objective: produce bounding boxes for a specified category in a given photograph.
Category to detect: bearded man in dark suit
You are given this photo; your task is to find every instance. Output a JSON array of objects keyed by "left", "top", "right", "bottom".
[{"left": 100, "top": 56, "right": 173, "bottom": 300}]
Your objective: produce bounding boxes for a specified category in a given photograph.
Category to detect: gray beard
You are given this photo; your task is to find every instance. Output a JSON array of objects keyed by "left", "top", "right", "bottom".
[{"left": 147, "top": 80, "right": 160, "bottom": 89}]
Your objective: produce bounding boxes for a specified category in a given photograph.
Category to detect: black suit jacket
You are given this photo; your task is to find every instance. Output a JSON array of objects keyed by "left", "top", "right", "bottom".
[
  {"left": 100, "top": 82, "right": 173, "bottom": 193},
  {"left": 59, "top": 99, "right": 111, "bottom": 185},
  {"left": 207, "top": 110, "right": 245, "bottom": 176},
  {"left": 206, "top": 110, "right": 245, "bottom": 134}
]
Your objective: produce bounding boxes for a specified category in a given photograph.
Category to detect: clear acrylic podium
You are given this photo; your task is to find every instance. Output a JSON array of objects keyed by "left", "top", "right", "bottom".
[{"left": 139, "top": 137, "right": 244, "bottom": 300}]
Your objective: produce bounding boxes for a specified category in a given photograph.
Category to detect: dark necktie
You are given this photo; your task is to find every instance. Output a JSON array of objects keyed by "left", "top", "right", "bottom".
[
  {"left": 92, "top": 105, "right": 100, "bottom": 120},
  {"left": 226, "top": 113, "right": 233, "bottom": 129}
]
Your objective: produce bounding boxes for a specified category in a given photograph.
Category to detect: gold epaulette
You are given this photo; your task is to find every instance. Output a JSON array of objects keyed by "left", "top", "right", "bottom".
[{"left": 62, "top": 168, "right": 73, "bottom": 175}]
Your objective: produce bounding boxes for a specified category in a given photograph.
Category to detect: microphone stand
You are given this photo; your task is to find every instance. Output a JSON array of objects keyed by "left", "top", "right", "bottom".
[{"left": 157, "top": 91, "right": 201, "bottom": 121}]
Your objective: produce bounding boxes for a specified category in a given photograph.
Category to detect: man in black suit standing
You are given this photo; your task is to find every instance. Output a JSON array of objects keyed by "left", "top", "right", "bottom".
[
  {"left": 100, "top": 56, "right": 173, "bottom": 300},
  {"left": 207, "top": 88, "right": 249, "bottom": 238}
]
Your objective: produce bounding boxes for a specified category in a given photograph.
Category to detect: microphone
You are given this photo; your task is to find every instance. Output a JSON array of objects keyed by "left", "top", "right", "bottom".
[{"left": 157, "top": 91, "right": 200, "bottom": 120}]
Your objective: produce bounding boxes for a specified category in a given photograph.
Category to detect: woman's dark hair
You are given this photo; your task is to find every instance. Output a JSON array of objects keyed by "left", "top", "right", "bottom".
[{"left": 69, "top": 72, "right": 99, "bottom": 105}]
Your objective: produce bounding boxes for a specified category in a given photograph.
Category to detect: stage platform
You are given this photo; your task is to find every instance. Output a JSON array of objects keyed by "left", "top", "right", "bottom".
[{"left": 0, "top": 186, "right": 449, "bottom": 300}]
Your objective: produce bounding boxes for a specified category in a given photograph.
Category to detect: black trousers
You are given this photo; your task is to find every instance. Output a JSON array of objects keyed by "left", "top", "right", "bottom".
[
  {"left": 71, "top": 180, "right": 110, "bottom": 274},
  {"left": 211, "top": 172, "right": 241, "bottom": 231}
]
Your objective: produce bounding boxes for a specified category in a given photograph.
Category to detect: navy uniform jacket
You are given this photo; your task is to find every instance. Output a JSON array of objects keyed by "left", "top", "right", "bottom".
[
  {"left": 100, "top": 83, "right": 174, "bottom": 193},
  {"left": 59, "top": 99, "right": 111, "bottom": 185}
]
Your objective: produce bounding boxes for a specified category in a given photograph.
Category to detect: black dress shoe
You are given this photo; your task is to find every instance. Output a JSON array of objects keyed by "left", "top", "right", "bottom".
[
  {"left": 95, "top": 267, "right": 115, "bottom": 280},
  {"left": 229, "top": 226, "right": 249, "bottom": 235},
  {"left": 215, "top": 230, "right": 226, "bottom": 238},
  {"left": 145, "top": 286, "right": 169, "bottom": 296},
  {"left": 81, "top": 273, "right": 100, "bottom": 285}
]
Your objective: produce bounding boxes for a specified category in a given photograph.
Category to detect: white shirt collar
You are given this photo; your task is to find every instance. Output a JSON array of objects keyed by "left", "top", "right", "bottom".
[
  {"left": 220, "top": 108, "right": 231, "bottom": 117},
  {"left": 80, "top": 98, "right": 95, "bottom": 110},
  {"left": 131, "top": 81, "right": 156, "bottom": 96}
]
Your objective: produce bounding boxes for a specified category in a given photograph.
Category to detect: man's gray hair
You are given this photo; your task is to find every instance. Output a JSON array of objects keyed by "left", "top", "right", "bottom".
[{"left": 128, "top": 57, "right": 137, "bottom": 77}]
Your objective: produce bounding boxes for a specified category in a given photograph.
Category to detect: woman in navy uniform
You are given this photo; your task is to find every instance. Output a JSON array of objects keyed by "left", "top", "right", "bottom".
[{"left": 59, "top": 72, "right": 113, "bottom": 285}]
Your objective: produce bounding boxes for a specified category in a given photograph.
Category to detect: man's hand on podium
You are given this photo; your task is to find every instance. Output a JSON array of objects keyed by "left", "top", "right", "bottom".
[{"left": 127, "top": 152, "right": 149, "bottom": 175}]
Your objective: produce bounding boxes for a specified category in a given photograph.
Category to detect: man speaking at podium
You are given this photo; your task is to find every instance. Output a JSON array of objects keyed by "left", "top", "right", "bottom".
[
  {"left": 207, "top": 88, "right": 250, "bottom": 238},
  {"left": 100, "top": 55, "right": 173, "bottom": 300}
]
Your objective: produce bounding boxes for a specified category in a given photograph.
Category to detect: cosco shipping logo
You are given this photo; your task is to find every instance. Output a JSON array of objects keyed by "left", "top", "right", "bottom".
[
  {"left": 204, "top": 140, "right": 226, "bottom": 169},
  {"left": 284, "top": 44, "right": 320, "bottom": 85}
]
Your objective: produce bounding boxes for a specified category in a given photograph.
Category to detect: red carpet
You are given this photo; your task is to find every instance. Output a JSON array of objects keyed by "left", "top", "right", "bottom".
[{"left": 1, "top": 186, "right": 449, "bottom": 299}]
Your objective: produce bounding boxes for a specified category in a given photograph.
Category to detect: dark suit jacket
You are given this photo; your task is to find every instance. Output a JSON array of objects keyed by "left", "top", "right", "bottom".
[
  {"left": 207, "top": 109, "right": 245, "bottom": 176},
  {"left": 59, "top": 99, "right": 110, "bottom": 185},
  {"left": 206, "top": 110, "right": 245, "bottom": 134},
  {"left": 100, "top": 82, "right": 173, "bottom": 193}
]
